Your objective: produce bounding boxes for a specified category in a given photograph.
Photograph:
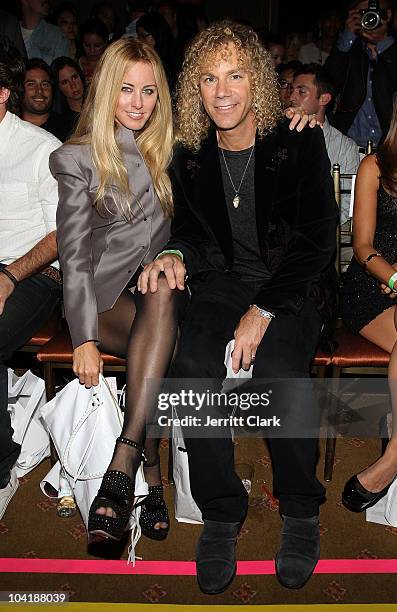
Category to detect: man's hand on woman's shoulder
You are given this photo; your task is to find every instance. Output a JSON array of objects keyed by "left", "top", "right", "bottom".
[{"left": 285, "top": 107, "right": 322, "bottom": 132}]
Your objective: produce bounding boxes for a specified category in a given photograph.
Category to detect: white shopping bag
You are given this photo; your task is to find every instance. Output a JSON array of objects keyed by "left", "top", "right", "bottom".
[
  {"left": 172, "top": 340, "right": 251, "bottom": 525},
  {"left": 40, "top": 375, "right": 148, "bottom": 562},
  {"left": 224, "top": 340, "right": 253, "bottom": 379},
  {"left": 385, "top": 478, "right": 397, "bottom": 526},
  {"left": 366, "top": 496, "right": 389, "bottom": 526},
  {"left": 366, "top": 478, "right": 397, "bottom": 527},
  {"left": 8, "top": 369, "right": 49, "bottom": 477},
  {"left": 172, "top": 405, "right": 202, "bottom": 524},
  {"left": 40, "top": 460, "right": 61, "bottom": 499}
]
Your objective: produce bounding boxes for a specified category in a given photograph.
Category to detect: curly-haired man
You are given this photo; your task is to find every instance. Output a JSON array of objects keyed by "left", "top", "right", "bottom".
[{"left": 140, "top": 21, "right": 338, "bottom": 593}]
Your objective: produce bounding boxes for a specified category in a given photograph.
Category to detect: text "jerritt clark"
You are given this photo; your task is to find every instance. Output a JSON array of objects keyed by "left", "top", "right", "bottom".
[{"left": 157, "top": 415, "right": 281, "bottom": 427}]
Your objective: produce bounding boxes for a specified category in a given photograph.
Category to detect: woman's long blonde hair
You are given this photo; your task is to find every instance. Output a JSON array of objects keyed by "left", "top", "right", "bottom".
[
  {"left": 176, "top": 20, "right": 283, "bottom": 152},
  {"left": 69, "top": 37, "right": 173, "bottom": 217}
]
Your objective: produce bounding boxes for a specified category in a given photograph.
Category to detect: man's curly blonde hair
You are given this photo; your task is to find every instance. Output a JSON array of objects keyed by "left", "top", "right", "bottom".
[{"left": 176, "top": 20, "right": 283, "bottom": 151}]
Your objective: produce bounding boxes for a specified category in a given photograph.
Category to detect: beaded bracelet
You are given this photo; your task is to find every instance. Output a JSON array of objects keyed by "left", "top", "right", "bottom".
[
  {"left": 362, "top": 252, "right": 381, "bottom": 273},
  {"left": 0, "top": 268, "right": 19, "bottom": 287}
]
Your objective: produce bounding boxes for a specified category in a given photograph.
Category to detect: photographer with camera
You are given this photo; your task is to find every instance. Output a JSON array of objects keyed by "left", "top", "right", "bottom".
[{"left": 325, "top": 0, "right": 397, "bottom": 151}]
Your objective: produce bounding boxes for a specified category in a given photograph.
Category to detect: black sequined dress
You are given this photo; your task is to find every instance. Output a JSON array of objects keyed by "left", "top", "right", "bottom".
[{"left": 341, "top": 186, "right": 397, "bottom": 334}]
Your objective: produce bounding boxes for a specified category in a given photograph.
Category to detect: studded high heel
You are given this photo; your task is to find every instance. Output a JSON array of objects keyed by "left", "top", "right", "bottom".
[
  {"left": 138, "top": 458, "right": 169, "bottom": 541},
  {"left": 87, "top": 436, "right": 144, "bottom": 542}
]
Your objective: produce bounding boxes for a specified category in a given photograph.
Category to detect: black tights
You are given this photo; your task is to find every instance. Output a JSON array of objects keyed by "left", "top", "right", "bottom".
[{"left": 98, "top": 277, "right": 186, "bottom": 487}]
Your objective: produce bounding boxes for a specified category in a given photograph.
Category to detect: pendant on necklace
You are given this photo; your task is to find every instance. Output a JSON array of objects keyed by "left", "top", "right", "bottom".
[{"left": 233, "top": 194, "right": 240, "bottom": 208}]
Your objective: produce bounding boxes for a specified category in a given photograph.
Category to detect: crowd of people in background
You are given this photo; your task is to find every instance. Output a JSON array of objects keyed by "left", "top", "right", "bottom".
[
  {"left": 2, "top": 0, "right": 397, "bottom": 597},
  {"left": 0, "top": 1, "right": 213, "bottom": 122},
  {"left": 1, "top": 0, "right": 396, "bottom": 151}
]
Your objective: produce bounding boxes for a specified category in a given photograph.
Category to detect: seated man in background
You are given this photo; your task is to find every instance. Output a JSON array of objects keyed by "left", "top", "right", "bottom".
[
  {"left": 0, "top": 38, "right": 61, "bottom": 520},
  {"left": 276, "top": 60, "right": 302, "bottom": 109},
  {"left": 0, "top": 9, "right": 26, "bottom": 56},
  {"left": 124, "top": 0, "right": 150, "bottom": 38},
  {"left": 290, "top": 63, "right": 360, "bottom": 223},
  {"left": 20, "top": 0, "right": 70, "bottom": 64},
  {"left": 22, "top": 57, "right": 69, "bottom": 142}
]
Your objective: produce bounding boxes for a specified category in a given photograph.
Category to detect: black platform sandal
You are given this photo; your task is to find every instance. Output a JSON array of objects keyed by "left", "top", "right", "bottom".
[
  {"left": 87, "top": 436, "right": 144, "bottom": 542},
  {"left": 139, "top": 484, "right": 170, "bottom": 541}
]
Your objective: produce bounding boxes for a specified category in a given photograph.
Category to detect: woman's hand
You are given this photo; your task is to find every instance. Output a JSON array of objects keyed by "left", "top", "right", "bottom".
[
  {"left": 73, "top": 341, "right": 103, "bottom": 387},
  {"left": 285, "top": 106, "right": 321, "bottom": 132},
  {"left": 380, "top": 262, "right": 397, "bottom": 299}
]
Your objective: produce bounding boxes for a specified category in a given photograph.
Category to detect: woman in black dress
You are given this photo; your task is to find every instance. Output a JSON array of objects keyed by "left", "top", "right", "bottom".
[
  {"left": 341, "top": 101, "right": 397, "bottom": 512},
  {"left": 51, "top": 57, "right": 86, "bottom": 138}
]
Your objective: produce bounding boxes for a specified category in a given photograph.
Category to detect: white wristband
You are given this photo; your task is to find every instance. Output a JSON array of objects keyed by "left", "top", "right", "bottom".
[{"left": 388, "top": 272, "right": 397, "bottom": 292}]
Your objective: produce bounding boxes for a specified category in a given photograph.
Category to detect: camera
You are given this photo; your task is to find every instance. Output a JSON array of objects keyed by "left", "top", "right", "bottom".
[{"left": 359, "top": 0, "right": 386, "bottom": 31}]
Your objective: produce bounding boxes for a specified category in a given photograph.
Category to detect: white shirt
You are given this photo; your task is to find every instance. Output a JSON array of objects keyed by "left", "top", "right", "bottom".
[
  {"left": 123, "top": 18, "right": 139, "bottom": 38},
  {"left": 20, "top": 25, "right": 33, "bottom": 46},
  {"left": 0, "top": 111, "right": 61, "bottom": 266},
  {"left": 299, "top": 42, "right": 329, "bottom": 66},
  {"left": 322, "top": 118, "right": 360, "bottom": 224}
]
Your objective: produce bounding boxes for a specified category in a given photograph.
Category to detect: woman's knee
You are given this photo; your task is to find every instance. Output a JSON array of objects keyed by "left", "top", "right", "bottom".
[{"left": 142, "top": 274, "right": 183, "bottom": 311}]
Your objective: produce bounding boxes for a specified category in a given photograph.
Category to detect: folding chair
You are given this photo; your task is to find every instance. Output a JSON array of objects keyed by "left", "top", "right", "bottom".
[{"left": 323, "top": 164, "right": 390, "bottom": 482}]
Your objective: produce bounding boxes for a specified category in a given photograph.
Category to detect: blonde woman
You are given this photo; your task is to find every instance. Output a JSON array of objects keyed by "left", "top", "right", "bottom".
[{"left": 50, "top": 38, "right": 184, "bottom": 542}]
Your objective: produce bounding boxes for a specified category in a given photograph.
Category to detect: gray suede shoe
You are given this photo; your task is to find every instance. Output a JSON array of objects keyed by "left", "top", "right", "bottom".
[
  {"left": 275, "top": 515, "right": 320, "bottom": 589},
  {"left": 196, "top": 519, "right": 240, "bottom": 594}
]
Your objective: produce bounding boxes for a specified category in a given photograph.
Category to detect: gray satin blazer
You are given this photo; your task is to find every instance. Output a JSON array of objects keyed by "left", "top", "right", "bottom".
[{"left": 50, "top": 125, "right": 171, "bottom": 349}]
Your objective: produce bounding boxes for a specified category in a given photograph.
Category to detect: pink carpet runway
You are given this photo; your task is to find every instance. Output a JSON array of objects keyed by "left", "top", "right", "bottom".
[{"left": 1, "top": 558, "right": 397, "bottom": 575}]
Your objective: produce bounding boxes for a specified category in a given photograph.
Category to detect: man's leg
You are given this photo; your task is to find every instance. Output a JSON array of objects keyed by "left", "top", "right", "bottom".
[
  {"left": 0, "top": 269, "right": 60, "bottom": 491},
  {"left": 0, "top": 365, "right": 17, "bottom": 489},
  {"left": 170, "top": 272, "right": 256, "bottom": 594},
  {"left": 171, "top": 272, "right": 256, "bottom": 522},
  {"left": 252, "top": 297, "right": 325, "bottom": 588}
]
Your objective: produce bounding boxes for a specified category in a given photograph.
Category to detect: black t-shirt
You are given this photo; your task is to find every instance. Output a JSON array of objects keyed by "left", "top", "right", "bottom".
[
  {"left": 63, "top": 108, "right": 80, "bottom": 139},
  {"left": 41, "top": 111, "right": 69, "bottom": 142},
  {"left": 219, "top": 146, "right": 271, "bottom": 284}
]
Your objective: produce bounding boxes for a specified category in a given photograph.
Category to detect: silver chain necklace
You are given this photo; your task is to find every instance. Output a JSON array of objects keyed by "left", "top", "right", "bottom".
[{"left": 220, "top": 145, "right": 255, "bottom": 208}]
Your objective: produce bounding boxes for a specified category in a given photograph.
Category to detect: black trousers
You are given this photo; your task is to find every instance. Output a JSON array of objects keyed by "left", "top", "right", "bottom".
[
  {"left": 0, "top": 264, "right": 60, "bottom": 487},
  {"left": 171, "top": 271, "right": 326, "bottom": 523}
]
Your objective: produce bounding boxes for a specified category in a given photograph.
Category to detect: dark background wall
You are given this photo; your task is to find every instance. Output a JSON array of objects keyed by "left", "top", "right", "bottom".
[
  {"left": 276, "top": 0, "right": 355, "bottom": 35},
  {"left": 4, "top": 0, "right": 393, "bottom": 33},
  {"left": 203, "top": 0, "right": 268, "bottom": 29}
]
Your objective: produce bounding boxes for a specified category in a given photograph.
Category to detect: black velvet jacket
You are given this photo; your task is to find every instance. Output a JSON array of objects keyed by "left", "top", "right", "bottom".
[{"left": 166, "top": 121, "right": 338, "bottom": 319}]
